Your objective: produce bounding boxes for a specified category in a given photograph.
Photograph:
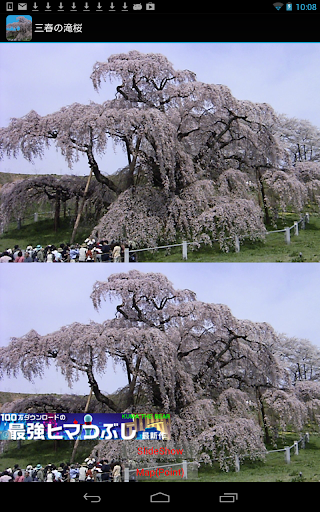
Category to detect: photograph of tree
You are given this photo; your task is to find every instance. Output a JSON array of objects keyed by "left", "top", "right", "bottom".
[
  {"left": 1, "top": 44, "right": 320, "bottom": 260},
  {"left": 6, "top": 16, "right": 32, "bottom": 42},
  {"left": 1, "top": 263, "right": 320, "bottom": 477}
]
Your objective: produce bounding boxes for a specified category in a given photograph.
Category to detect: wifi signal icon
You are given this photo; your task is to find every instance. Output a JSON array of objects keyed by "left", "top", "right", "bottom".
[{"left": 273, "top": 2, "right": 284, "bottom": 9}]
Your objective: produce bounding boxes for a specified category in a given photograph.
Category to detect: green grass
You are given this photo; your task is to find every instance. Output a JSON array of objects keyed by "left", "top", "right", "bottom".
[
  {"left": 137, "top": 214, "right": 320, "bottom": 263},
  {"left": 1, "top": 433, "right": 320, "bottom": 482},
  {"left": 194, "top": 434, "right": 320, "bottom": 482}
]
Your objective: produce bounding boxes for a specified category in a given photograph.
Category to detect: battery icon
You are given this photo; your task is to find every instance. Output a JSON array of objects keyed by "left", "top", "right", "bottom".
[{"left": 286, "top": 2, "right": 292, "bottom": 9}]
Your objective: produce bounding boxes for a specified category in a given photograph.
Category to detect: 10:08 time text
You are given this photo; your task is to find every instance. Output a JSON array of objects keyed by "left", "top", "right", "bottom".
[{"left": 295, "top": 4, "right": 317, "bottom": 9}]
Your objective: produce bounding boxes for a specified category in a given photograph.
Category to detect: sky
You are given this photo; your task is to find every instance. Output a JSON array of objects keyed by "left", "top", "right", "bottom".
[
  {"left": 0, "top": 42, "right": 319, "bottom": 175},
  {"left": 1, "top": 262, "right": 320, "bottom": 395}
]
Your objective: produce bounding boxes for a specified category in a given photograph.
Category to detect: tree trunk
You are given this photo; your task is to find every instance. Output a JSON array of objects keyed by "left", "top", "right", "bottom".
[
  {"left": 86, "top": 146, "right": 119, "bottom": 194},
  {"left": 86, "top": 365, "right": 119, "bottom": 412},
  {"left": 54, "top": 191, "right": 61, "bottom": 232},
  {"left": 256, "top": 387, "right": 270, "bottom": 445},
  {"left": 125, "top": 356, "right": 142, "bottom": 409},
  {"left": 127, "top": 136, "right": 142, "bottom": 187},
  {"left": 255, "top": 168, "right": 270, "bottom": 225},
  {"left": 70, "top": 168, "right": 93, "bottom": 244}
]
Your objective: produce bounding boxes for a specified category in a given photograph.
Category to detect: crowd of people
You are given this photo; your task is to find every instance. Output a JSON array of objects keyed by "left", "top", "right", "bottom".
[
  {"left": 0, "top": 237, "right": 138, "bottom": 263},
  {"left": 0, "top": 458, "right": 125, "bottom": 482}
]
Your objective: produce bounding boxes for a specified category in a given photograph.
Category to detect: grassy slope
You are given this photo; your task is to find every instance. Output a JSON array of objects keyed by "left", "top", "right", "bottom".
[
  {"left": 138, "top": 214, "right": 320, "bottom": 263},
  {"left": 196, "top": 434, "right": 320, "bottom": 482},
  {"left": 1, "top": 213, "right": 320, "bottom": 262}
]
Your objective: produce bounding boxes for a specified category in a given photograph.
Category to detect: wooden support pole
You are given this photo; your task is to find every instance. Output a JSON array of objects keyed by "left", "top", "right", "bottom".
[{"left": 70, "top": 388, "right": 93, "bottom": 464}]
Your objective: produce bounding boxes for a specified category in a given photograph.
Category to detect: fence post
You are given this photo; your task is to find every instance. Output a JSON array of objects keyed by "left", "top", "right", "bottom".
[
  {"left": 34, "top": 212, "right": 38, "bottom": 222},
  {"left": 294, "top": 441, "right": 299, "bottom": 455},
  {"left": 234, "top": 455, "right": 240, "bottom": 472},
  {"left": 182, "top": 460, "right": 188, "bottom": 479},
  {"left": 301, "top": 437, "right": 305, "bottom": 449},
  {"left": 235, "top": 236, "right": 240, "bottom": 253},
  {"left": 17, "top": 218, "right": 21, "bottom": 230},
  {"left": 124, "top": 467, "right": 129, "bottom": 482},
  {"left": 305, "top": 213, "right": 309, "bottom": 223},
  {"left": 124, "top": 248, "right": 129, "bottom": 263},
  {"left": 285, "top": 227, "right": 290, "bottom": 244},
  {"left": 182, "top": 241, "right": 188, "bottom": 260},
  {"left": 305, "top": 432, "right": 310, "bottom": 443},
  {"left": 294, "top": 221, "right": 299, "bottom": 236},
  {"left": 284, "top": 446, "right": 291, "bottom": 463},
  {"left": 301, "top": 218, "right": 305, "bottom": 229}
]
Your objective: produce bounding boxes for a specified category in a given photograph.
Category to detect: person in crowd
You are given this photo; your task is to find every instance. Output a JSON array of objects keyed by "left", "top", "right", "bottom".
[
  {"left": 112, "top": 462, "right": 121, "bottom": 482},
  {"left": 52, "top": 247, "right": 62, "bottom": 262},
  {"left": 101, "top": 240, "right": 110, "bottom": 262},
  {"left": 86, "top": 247, "right": 94, "bottom": 262},
  {"left": 69, "top": 245, "right": 79, "bottom": 262},
  {"left": 14, "top": 251, "right": 24, "bottom": 262},
  {"left": 47, "top": 469, "right": 54, "bottom": 482},
  {"left": 46, "top": 249, "right": 54, "bottom": 262},
  {"left": 85, "top": 235, "right": 95, "bottom": 249},
  {"left": 14, "top": 470, "right": 24, "bottom": 482},
  {"left": 23, "top": 471, "right": 33, "bottom": 482},
  {"left": 0, "top": 470, "right": 13, "bottom": 482},
  {"left": 13, "top": 245, "right": 20, "bottom": 260},
  {"left": 86, "top": 464, "right": 94, "bottom": 481},
  {"left": 24, "top": 251, "right": 33, "bottom": 262},
  {"left": 93, "top": 244, "right": 102, "bottom": 262},
  {"left": 79, "top": 463, "right": 87, "bottom": 481},
  {"left": 79, "top": 244, "right": 87, "bottom": 262},
  {"left": 61, "top": 244, "right": 70, "bottom": 262},
  {"left": 101, "top": 459, "right": 111, "bottom": 482},
  {"left": 0, "top": 251, "right": 13, "bottom": 262},
  {"left": 61, "top": 463, "right": 70, "bottom": 482},
  {"left": 112, "top": 243, "right": 121, "bottom": 263},
  {"left": 69, "top": 464, "right": 79, "bottom": 481},
  {"left": 53, "top": 466, "right": 63, "bottom": 482},
  {"left": 34, "top": 464, "right": 44, "bottom": 482}
]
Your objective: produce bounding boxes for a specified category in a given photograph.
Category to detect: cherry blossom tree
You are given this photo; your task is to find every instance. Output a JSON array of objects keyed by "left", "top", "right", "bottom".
[
  {"left": 94, "top": 171, "right": 266, "bottom": 252},
  {"left": 260, "top": 389, "right": 308, "bottom": 442},
  {"left": 1, "top": 50, "right": 293, "bottom": 250},
  {"left": 294, "top": 161, "right": 320, "bottom": 207},
  {"left": 2, "top": 50, "right": 319, "bottom": 249},
  {"left": 295, "top": 381, "right": 320, "bottom": 425},
  {"left": 269, "top": 334, "right": 320, "bottom": 384},
  {"left": 276, "top": 114, "right": 320, "bottom": 164},
  {"left": 0, "top": 174, "right": 114, "bottom": 233},
  {"left": 261, "top": 169, "right": 308, "bottom": 223}
]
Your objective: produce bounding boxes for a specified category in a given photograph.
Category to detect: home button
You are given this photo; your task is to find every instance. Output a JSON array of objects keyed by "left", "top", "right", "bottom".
[{"left": 150, "top": 492, "right": 170, "bottom": 503}]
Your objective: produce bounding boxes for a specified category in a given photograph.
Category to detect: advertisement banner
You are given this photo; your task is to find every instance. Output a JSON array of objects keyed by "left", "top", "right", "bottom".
[{"left": 0, "top": 412, "right": 171, "bottom": 441}]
